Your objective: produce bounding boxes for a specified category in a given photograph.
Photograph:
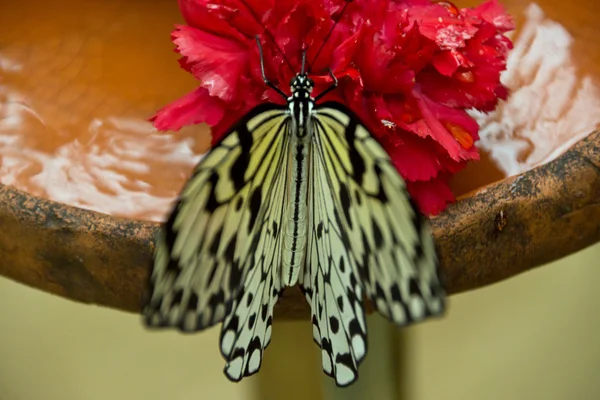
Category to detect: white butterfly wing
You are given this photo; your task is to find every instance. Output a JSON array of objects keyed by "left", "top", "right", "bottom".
[
  {"left": 143, "top": 104, "right": 291, "bottom": 380},
  {"left": 303, "top": 138, "right": 368, "bottom": 387},
  {"left": 301, "top": 102, "right": 446, "bottom": 386}
]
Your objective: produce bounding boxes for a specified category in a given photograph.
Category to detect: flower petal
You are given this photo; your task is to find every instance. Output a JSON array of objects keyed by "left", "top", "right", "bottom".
[
  {"left": 385, "top": 132, "right": 444, "bottom": 182},
  {"left": 155, "top": 0, "right": 514, "bottom": 216},
  {"left": 151, "top": 87, "right": 225, "bottom": 132},
  {"left": 404, "top": 89, "right": 477, "bottom": 161},
  {"left": 178, "top": 0, "right": 257, "bottom": 39},
  {"left": 172, "top": 25, "right": 251, "bottom": 102},
  {"left": 432, "top": 49, "right": 473, "bottom": 76},
  {"left": 406, "top": 174, "right": 456, "bottom": 216},
  {"left": 470, "top": 0, "right": 515, "bottom": 32}
]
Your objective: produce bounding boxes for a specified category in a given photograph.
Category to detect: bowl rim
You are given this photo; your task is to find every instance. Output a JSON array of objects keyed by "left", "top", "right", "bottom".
[{"left": 0, "top": 128, "right": 599, "bottom": 318}]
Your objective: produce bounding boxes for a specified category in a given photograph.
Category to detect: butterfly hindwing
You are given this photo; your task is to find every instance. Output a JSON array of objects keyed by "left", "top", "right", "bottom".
[
  {"left": 301, "top": 135, "right": 368, "bottom": 386},
  {"left": 300, "top": 102, "right": 445, "bottom": 386},
  {"left": 143, "top": 104, "right": 290, "bottom": 378},
  {"left": 218, "top": 135, "right": 289, "bottom": 380}
]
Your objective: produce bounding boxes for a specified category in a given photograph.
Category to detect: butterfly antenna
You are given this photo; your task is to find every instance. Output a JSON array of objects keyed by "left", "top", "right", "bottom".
[
  {"left": 238, "top": 0, "right": 294, "bottom": 74},
  {"left": 256, "top": 36, "right": 288, "bottom": 99},
  {"left": 300, "top": 48, "right": 307, "bottom": 75},
  {"left": 307, "top": 0, "right": 354, "bottom": 72}
]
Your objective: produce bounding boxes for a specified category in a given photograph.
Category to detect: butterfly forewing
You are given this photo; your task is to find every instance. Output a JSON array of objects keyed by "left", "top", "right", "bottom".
[
  {"left": 144, "top": 104, "right": 290, "bottom": 366},
  {"left": 299, "top": 102, "right": 445, "bottom": 386}
]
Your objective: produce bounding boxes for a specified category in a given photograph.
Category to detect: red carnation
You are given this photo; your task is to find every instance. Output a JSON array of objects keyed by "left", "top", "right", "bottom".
[{"left": 152, "top": 0, "right": 514, "bottom": 215}]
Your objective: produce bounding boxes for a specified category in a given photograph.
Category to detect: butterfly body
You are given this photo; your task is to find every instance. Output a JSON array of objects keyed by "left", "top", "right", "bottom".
[
  {"left": 283, "top": 74, "right": 316, "bottom": 286},
  {"left": 143, "top": 37, "right": 445, "bottom": 387}
]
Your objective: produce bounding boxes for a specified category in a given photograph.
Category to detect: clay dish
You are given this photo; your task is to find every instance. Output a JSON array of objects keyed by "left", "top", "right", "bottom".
[{"left": 0, "top": 0, "right": 599, "bottom": 319}]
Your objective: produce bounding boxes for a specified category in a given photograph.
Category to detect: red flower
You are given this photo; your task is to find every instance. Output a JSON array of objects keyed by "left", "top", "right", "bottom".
[{"left": 151, "top": 0, "right": 514, "bottom": 215}]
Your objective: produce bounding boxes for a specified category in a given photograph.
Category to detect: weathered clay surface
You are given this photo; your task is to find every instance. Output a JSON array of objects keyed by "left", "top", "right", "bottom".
[{"left": 1, "top": 130, "right": 599, "bottom": 319}]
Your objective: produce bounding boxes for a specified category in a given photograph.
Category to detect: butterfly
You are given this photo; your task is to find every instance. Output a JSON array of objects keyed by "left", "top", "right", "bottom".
[{"left": 143, "top": 2, "right": 446, "bottom": 388}]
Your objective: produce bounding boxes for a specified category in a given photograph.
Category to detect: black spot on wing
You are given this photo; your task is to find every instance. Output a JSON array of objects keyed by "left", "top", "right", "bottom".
[
  {"left": 248, "top": 188, "right": 262, "bottom": 231},
  {"left": 171, "top": 289, "right": 183, "bottom": 306},
  {"left": 409, "top": 278, "right": 421, "bottom": 296},
  {"left": 339, "top": 184, "right": 353, "bottom": 228},
  {"left": 321, "top": 338, "right": 334, "bottom": 375},
  {"left": 409, "top": 197, "right": 422, "bottom": 235},
  {"left": 329, "top": 316, "right": 340, "bottom": 334},
  {"left": 317, "top": 221, "right": 324, "bottom": 239},
  {"left": 348, "top": 318, "right": 363, "bottom": 337},
  {"left": 244, "top": 337, "right": 263, "bottom": 373},
  {"left": 188, "top": 292, "right": 199, "bottom": 311},
  {"left": 230, "top": 127, "right": 252, "bottom": 191},
  {"left": 338, "top": 255, "right": 346, "bottom": 273},
  {"left": 414, "top": 242, "right": 424, "bottom": 259},
  {"left": 224, "top": 235, "right": 237, "bottom": 262},
  {"left": 165, "top": 258, "right": 180, "bottom": 274},
  {"left": 248, "top": 313, "right": 256, "bottom": 329},
  {"left": 374, "top": 282, "right": 385, "bottom": 301},
  {"left": 163, "top": 205, "right": 180, "bottom": 253},
  {"left": 206, "top": 289, "right": 227, "bottom": 327},
  {"left": 337, "top": 296, "right": 344, "bottom": 312},
  {"left": 318, "top": 299, "right": 324, "bottom": 320},
  {"left": 209, "top": 227, "right": 223, "bottom": 255},
  {"left": 354, "top": 189, "right": 362, "bottom": 205},
  {"left": 372, "top": 164, "right": 388, "bottom": 202},
  {"left": 372, "top": 219, "right": 384, "bottom": 249},
  {"left": 343, "top": 119, "right": 366, "bottom": 184},
  {"left": 204, "top": 172, "right": 221, "bottom": 212},
  {"left": 261, "top": 303, "right": 268, "bottom": 321},
  {"left": 349, "top": 273, "right": 358, "bottom": 292},
  {"left": 335, "top": 352, "right": 357, "bottom": 382},
  {"left": 390, "top": 284, "right": 402, "bottom": 302}
]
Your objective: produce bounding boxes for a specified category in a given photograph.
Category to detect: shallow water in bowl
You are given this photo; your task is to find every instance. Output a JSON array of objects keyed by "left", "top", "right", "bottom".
[
  {"left": 0, "top": 0, "right": 599, "bottom": 221},
  {"left": 0, "top": 0, "right": 209, "bottom": 221}
]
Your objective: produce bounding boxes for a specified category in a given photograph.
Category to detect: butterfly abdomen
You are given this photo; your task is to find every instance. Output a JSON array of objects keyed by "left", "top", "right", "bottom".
[{"left": 283, "top": 138, "right": 309, "bottom": 286}]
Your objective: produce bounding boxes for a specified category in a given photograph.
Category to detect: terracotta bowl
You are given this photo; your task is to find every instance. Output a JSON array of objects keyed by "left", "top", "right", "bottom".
[{"left": 0, "top": 0, "right": 599, "bottom": 319}]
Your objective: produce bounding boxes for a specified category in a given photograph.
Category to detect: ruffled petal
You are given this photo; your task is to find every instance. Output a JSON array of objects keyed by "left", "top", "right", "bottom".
[
  {"left": 151, "top": 87, "right": 225, "bottom": 131},
  {"left": 385, "top": 132, "right": 444, "bottom": 182},
  {"left": 154, "top": 0, "right": 514, "bottom": 215},
  {"left": 469, "top": 0, "right": 516, "bottom": 32},
  {"left": 411, "top": 89, "right": 477, "bottom": 161},
  {"left": 172, "top": 25, "right": 251, "bottom": 102},
  {"left": 406, "top": 175, "right": 456, "bottom": 216}
]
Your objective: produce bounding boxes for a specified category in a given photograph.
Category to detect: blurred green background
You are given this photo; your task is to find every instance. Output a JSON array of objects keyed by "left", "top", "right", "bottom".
[{"left": 1, "top": 243, "right": 599, "bottom": 400}]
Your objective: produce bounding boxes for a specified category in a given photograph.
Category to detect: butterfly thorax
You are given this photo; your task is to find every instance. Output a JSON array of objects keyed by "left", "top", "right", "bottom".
[
  {"left": 282, "top": 73, "right": 314, "bottom": 287},
  {"left": 287, "top": 74, "right": 315, "bottom": 140}
]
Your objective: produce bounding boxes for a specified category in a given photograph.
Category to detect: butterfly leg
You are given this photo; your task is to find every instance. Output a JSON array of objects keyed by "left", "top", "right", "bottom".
[
  {"left": 314, "top": 69, "right": 338, "bottom": 102},
  {"left": 255, "top": 35, "right": 288, "bottom": 99}
]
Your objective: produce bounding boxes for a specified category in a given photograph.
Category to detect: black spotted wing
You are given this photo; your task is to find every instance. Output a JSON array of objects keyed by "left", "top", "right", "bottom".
[
  {"left": 143, "top": 103, "right": 291, "bottom": 381},
  {"left": 300, "top": 102, "right": 446, "bottom": 387}
]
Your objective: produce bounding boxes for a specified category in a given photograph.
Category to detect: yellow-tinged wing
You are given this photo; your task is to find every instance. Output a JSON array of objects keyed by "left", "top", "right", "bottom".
[
  {"left": 300, "top": 102, "right": 446, "bottom": 387},
  {"left": 143, "top": 103, "right": 290, "bottom": 381}
]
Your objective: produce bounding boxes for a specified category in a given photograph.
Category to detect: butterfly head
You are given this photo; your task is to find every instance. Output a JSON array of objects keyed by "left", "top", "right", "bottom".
[
  {"left": 290, "top": 74, "right": 314, "bottom": 98},
  {"left": 287, "top": 73, "right": 315, "bottom": 139}
]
